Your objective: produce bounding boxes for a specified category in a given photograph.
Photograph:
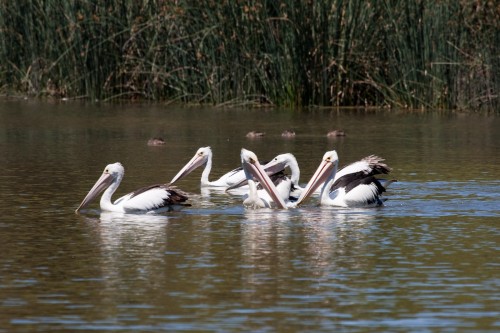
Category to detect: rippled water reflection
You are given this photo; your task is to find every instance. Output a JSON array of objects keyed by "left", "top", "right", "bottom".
[{"left": 0, "top": 101, "right": 499, "bottom": 332}]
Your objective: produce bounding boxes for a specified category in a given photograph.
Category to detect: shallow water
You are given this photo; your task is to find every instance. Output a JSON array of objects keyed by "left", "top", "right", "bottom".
[{"left": 0, "top": 100, "right": 499, "bottom": 332}]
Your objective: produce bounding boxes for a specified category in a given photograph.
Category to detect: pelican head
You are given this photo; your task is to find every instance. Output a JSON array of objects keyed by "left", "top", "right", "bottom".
[
  {"left": 75, "top": 162, "right": 124, "bottom": 212},
  {"left": 295, "top": 150, "right": 339, "bottom": 206},
  {"left": 226, "top": 152, "right": 297, "bottom": 191},
  {"left": 264, "top": 153, "right": 300, "bottom": 184},
  {"left": 327, "top": 130, "right": 346, "bottom": 138},
  {"left": 240, "top": 148, "right": 287, "bottom": 209},
  {"left": 169, "top": 146, "right": 212, "bottom": 185}
]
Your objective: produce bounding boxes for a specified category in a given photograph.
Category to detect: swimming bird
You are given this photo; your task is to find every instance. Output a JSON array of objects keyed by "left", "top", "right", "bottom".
[
  {"left": 240, "top": 148, "right": 288, "bottom": 209},
  {"left": 246, "top": 131, "right": 265, "bottom": 138},
  {"left": 147, "top": 137, "right": 166, "bottom": 146},
  {"left": 226, "top": 152, "right": 302, "bottom": 198},
  {"left": 295, "top": 151, "right": 395, "bottom": 207},
  {"left": 326, "top": 130, "right": 346, "bottom": 138},
  {"left": 169, "top": 147, "right": 247, "bottom": 188},
  {"left": 75, "top": 162, "right": 189, "bottom": 214},
  {"left": 281, "top": 130, "right": 296, "bottom": 138},
  {"left": 263, "top": 153, "right": 301, "bottom": 194},
  {"left": 170, "top": 147, "right": 293, "bottom": 191}
]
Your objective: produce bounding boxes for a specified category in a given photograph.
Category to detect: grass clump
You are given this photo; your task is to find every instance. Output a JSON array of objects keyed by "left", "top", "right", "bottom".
[{"left": 0, "top": 0, "right": 498, "bottom": 111}]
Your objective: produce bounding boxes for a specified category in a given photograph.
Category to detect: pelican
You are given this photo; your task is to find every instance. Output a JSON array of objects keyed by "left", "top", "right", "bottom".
[
  {"left": 262, "top": 153, "right": 302, "bottom": 197},
  {"left": 169, "top": 147, "right": 247, "bottom": 188},
  {"left": 226, "top": 152, "right": 302, "bottom": 198},
  {"left": 76, "top": 162, "right": 189, "bottom": 214},
  {"left": 295, "top": 151, "right": 395, "bottom": 207},
  {"left": 170, "top": 146, "right": 291, "bottom": 190},
  {"left": 240, "top": 148, "right": 288, "bottom": 209}
]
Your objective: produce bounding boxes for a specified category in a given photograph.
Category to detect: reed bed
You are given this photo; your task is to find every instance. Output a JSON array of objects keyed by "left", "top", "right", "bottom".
[{"left": 0, "top": 0, "right": 498, "bottom": 110}]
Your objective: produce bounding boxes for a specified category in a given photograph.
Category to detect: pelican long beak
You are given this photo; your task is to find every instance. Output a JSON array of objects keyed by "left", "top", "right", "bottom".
[
  {"left": 75, "top": 172, "right": 113, "bottom": 213},
  {"left": 265, "top": 159, "right": 287, "bottom": 173},
  {"left": 169, "top": 153, "right": 207, "bottom": 185},
  {"left": 295, "top": 160, "right": 335, "bottom": 206},
  {"left": 241, "top": 149, "right": 287, "bottom": 209},
  {"left": 226, "top": 159, "right": 286, "bottom": 191}
]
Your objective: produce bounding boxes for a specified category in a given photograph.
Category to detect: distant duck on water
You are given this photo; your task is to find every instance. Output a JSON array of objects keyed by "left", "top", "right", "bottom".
[
  {"left": 327, "top": 130, "right": 346, "bottom": 138},
  {"left": 281, "top": 130, "right": 296, "bottom": 138},
  {"left": 246, "top": 131, "right": 265, "bottom": 139},
  {"left": 147, "top": 137, "right": 166, "bottom": 146}
]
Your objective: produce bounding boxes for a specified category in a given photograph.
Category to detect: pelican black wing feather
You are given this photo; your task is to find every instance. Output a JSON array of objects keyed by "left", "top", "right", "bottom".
[
  {"left": 256, "top": 170, "right": 287, "bottom": 190},
  {"left": 225, "top": 160, "right": 270, "bottom": 178},
  {"left": 361, "top": 155, "right": 392, "bottom": 175},
  {"left": 130, "top": 184, "right": 190, "bottom": 205},
  {"left": 332, "top": 174, "right": 386, "bottom": 194}
]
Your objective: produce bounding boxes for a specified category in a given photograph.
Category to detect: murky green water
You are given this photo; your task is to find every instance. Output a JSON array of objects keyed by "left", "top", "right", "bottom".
[{"left": 0, "top": 100, "right": 499, "bottom": 332}]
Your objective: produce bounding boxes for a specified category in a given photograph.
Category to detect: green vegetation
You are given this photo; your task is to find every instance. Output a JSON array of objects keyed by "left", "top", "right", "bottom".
[{"left": 0, "top": 1, "right": 498, "bottom": 110}]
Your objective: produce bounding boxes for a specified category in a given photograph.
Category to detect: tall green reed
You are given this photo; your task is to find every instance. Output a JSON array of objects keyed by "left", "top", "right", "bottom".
[{"left": 0, "top": 0, "right": 497, "bottom": 110}]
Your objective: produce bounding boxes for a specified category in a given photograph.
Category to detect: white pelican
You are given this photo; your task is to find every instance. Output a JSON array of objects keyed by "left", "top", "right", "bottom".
[
  {"left": 226, "top": 152, "right": 301, "bottom": 198},
  {"left": 169, "top": 147, "right": 248, "bottom": 188},
  {"left": 240, "top": 148, "right": 288, "bottom": 209},
  {"left": 169, "top": 147, "right": 291, "bottom": 190},
  {"left": 75, "top": 162, "right": 189, "bottom": 214},
  {"left": 262, "top": 153, "right": 302, "bottom": 198},
  {"left": 295, "top": 151, "right": 395, "bottom": 207}
]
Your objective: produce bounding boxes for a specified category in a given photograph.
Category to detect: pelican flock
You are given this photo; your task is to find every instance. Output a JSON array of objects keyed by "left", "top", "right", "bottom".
[
  {"left": 169, "top": 146, "right": 297, "bottom": 193},
  {"left": 75, "top": 162, "right": 189, "bottom": 214},
  {"left": 75, "top": 147, "right": 395, "bottom": 214}
]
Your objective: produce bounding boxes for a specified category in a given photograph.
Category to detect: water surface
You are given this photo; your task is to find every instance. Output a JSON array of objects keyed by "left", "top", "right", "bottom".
[{"left": 0, "top": 101, "right": 499, "bottom": 332}]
